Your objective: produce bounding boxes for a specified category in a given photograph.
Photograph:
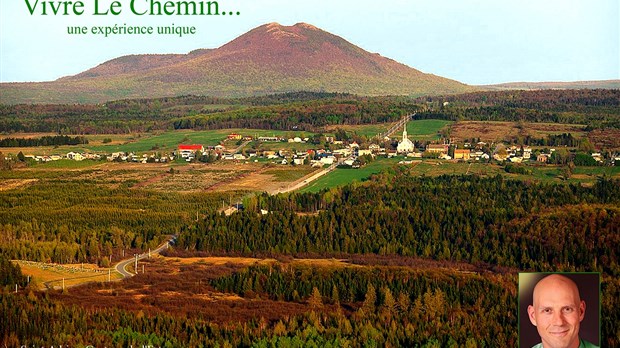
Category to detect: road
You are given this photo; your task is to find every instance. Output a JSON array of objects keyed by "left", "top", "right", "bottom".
[
  {"left": 379, "top": 113, "right": 416, "bottom": 140},
  {"left": 114, "top": 237, "right": 175, "bottom": 278}
]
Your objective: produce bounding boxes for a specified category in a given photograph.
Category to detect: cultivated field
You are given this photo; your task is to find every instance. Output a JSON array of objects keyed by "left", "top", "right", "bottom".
[{"left": 450, "top": 121, "right": 587, "bottom": 142}]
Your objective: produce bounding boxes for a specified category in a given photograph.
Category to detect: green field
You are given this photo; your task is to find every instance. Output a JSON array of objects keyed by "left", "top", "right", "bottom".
[
  {"left": 35, "top": 159, "right": 105, "bottom": 169},
  {"left": 300, "top": 157, "right": 401, "bottom": 193},
  {"left": 302, "top": 159, "right": 620, "bottom": 190},
  {"left": 332, "top": 119, "right": 452, "bottom": 140},
  {"left": 85, "top": 129, "right": 325, "bottom": 154},
  {"left": 405, "top": 119, "right": 452, "bottom": 140}
]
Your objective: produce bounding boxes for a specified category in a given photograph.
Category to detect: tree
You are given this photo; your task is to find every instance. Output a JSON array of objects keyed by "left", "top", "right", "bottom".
[
  {"left": 360, "top": 283, "right": 377, "bottom": 316},
  {"left": 380, "top": 287, "right": 397, "bottom": 320},
  {"left": 308, "top": 286, "right": 323, "bottom": 310}
]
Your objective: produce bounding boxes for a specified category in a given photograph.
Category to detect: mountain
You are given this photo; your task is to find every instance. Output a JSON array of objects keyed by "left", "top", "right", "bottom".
[
  {"left": 0, "top": 23, "right": 474, "bottom": 104},
  {"left": 482, "top": 80, "right": 620, "bottom": 90}
]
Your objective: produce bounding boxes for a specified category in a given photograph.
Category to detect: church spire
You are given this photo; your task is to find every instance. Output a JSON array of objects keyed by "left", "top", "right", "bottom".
[{"left": 402, "top": 125, "right": 408, "bottom": 140}]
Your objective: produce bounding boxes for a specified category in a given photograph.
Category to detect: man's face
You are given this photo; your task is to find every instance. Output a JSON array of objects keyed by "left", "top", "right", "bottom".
[{"left": 527, "top": 276, "right": 585, "bottom": 348}]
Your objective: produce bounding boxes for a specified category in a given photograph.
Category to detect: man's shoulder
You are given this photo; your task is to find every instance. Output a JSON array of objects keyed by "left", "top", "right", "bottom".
[
  {"left": 580, "top": 339, "right": 599, "bottom": 348},
  {"left": 529, "top": 340, "right": 598, "bottom": 348}
]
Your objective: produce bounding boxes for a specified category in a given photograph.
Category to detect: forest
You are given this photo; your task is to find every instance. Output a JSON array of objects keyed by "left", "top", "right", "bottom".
[
  {"left": 0, "top": 180, "right": 233, "bottom": 266},
  {"left": 1, "top": 168, "right": 619, "bottom": 346},
  {"left": 415, "top": 89, "right": 620, "bottom": 129},
  {"left": 176, "top": 173, "right": 620, "bottom": 275},
  {"left": 1, "top": 89, "right": 618, "bottom": 134},
  {"left": 0, "top": 135, "right": 88, "bottom": 147},
  {"left": 2, "top": 88, "right": 620, "bottom": 346}
]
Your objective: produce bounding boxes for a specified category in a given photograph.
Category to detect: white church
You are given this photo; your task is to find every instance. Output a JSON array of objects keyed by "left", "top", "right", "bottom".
[{"left": 396, "top": 125, "right": 415, "bottom": 154}]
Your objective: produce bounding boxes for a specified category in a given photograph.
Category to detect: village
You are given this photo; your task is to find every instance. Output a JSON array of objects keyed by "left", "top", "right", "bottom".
[{"left": 15, "top": 124, "right": 619, "bottom": 169}]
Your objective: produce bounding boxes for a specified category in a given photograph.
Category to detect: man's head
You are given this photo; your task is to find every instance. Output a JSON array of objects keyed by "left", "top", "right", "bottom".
[{"left": 527, "top": 274, "right": 586, "bottom": 348}]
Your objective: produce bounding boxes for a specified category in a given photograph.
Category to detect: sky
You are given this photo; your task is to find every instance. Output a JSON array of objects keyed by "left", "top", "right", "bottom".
[{"left": 0, "top": 0, "right": 618, "bottom": 85}]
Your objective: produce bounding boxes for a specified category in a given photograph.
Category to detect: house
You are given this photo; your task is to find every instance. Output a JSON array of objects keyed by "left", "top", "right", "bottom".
[
  {"left": 178, "top": 145, "right": 204, "bottom": 158},
  {"left": 509, "top": 157, "right": 523, "bottom": 163},
  {"left": 349, "top": 142, "right": 360, "bottom": 149},
  {"left": 214, "top": 145, "right": 226, "bottom": 153},
  {"left": 368, "top": 144, "right": 381, "bottom": 152},
  {"left": 591, "top": 153, "right": 603, "bottom": 163},
  {"left": 66, "top": 152, "right": 84, "bottom": 161},
  {"left": 258, "top": 136, "right": 280, "bottom": 142},
  {"left": 537, "top": 154, "right": 549, "bottom": 163},
  {"left": 426, "top": 144, "right": 449, "bottom": 154},
  {"left": 523, "top": 147, "right": 532, "bottom": 159},
  {"left": 227, "top": 133, "right": 242, "bottom": 140},
  {"left": 333, "top": 148, "right": 352, "bottom": 157},
  {"left": 358, "top": 149, "right": 372, "bottom": 156},
  {"left": 453, "top": 149, "right": 471, "bottom": 160},
  {"left": 493, "top": 153, "right": 508, "bottom": 161},
  {"left": 407, "top": 152, "right": 423, "bottom": 158},
  {"left": 320, "top": 156, "right": 335, "bottom": 165}
]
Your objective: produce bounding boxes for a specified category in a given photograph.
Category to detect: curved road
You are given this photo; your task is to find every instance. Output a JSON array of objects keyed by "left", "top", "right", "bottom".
[{"left": 114, "top": 237, "right": 175, "bottom": 278}]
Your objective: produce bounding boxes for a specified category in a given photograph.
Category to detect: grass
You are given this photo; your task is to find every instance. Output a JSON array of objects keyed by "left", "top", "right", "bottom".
[
  {"left": 16, "top": 260, "right": 123, "bottom": 290},
  {"left": 34, "top": 159, "right": 105, "bottom": 169},
  {"left": 301, "top": 161, "right": 620, "bottom": 190},
  {"left": 405, "top": 119, "right": 453, "bottom": 140},
  {"left": 85, "top": 129, "right": 326, "bottom": 154},
  {"left": 409, "top": 161, "right": 504, "bottom": 177},
  {"left": 300, "top": 157, "right": 400, "bottom": 193},
  {"left": 332, "top": 119, "right": 452, "bottom": 140}
]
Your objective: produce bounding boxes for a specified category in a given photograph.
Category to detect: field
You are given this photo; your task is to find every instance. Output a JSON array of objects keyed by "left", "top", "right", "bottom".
[
  {"left": 450, "top": 121, "right": 587, "bottom": 142},
  {"left": 86, "top": 129, "right": 327, "bottom": 154},
  {"left": 404, "top": 161, "right": 620, "bottom": 184},
  {"left": 300, "top": 157, "right": 401, "bottom": 193},
  {"left": 46, "top": 254, "right": 489, "bottom": 325},
  {"left": 405, "top": 119, "right": 453, "bottom": 140},
  {"left": 327, "top": 119, "right": 452, "bottom": 140},
  {"left": 16, "top": 261, "right": 122, "bottom": 290}
]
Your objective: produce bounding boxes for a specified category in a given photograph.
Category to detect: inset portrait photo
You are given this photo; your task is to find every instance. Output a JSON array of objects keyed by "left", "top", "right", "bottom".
[{"left": 519, "top": 273, "right": 600, "bottom": 348}]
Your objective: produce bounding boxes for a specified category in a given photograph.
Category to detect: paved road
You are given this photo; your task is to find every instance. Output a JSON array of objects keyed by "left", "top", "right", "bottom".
[{"left": 114, "top": 237, "right": 174, "bottom": 278}]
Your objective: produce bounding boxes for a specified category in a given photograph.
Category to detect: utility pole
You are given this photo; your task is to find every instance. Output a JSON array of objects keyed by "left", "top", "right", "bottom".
[
  {"left": 15, "top": 284, "right": 17, "bottom": 293},
  {"left": 62, "top": 278, "right": 65, "bottom": 291},
  {"left": 142, "top": 264, "right": 145, "bottom": 274},
  {"left": 148, "top": 248, "right": 151, "bottom": 258},
  {"left": 134, "top": 254, "right": 138, "bottom": 274},
  {"left": 108, "top": 269, "right": 111, "bottom": 282}
]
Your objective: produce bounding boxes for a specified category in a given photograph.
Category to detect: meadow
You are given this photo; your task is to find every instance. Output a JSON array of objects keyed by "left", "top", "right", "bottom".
[
  {"left": 300, "top": 157, "right": 401, "bottom": 193},
  {"left": 16, "top": 261, "right": 122, "bottom": 290}
]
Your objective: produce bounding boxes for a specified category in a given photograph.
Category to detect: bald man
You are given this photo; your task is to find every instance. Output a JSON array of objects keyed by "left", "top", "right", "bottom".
[{"left": 527, "top": 274, "right": 598, "bottom": 348}]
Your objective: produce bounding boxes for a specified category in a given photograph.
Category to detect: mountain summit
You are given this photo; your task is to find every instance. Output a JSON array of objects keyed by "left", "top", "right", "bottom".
[{"left": 1, "top": 23, "right": 474, "bottom": 104}]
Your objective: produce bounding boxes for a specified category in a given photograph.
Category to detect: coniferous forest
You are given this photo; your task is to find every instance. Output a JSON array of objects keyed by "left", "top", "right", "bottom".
[{"left": 1, "top": 89, "right": 620, "bottom": 347}]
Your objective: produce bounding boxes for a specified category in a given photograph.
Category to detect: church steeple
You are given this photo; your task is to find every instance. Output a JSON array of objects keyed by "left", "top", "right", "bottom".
[{"left": 402, "top": 126, "right": 408, "bottom": 140}]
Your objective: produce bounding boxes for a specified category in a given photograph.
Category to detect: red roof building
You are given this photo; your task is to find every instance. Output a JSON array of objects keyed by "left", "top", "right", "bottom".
[{"left": 178, "top": 144, "right": 204, "bottom": 151}]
